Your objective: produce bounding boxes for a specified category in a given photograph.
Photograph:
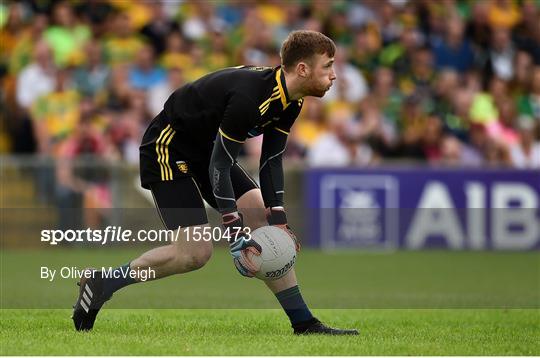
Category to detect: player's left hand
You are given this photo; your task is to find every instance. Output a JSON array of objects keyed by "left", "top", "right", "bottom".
[
  {"left": 223, "top": 212, "right": 262, "bottom": 277},
  {"left": 266, "top": 207, "right": 300, "bottom": 252},
  {"left": 230, "top": 231, "right": 262, "bottom": 277}
]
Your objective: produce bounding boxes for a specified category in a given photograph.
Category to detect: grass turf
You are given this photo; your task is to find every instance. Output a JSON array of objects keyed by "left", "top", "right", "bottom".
[
  {"left": 1, "top": 308, "right": 539, "bottom": 355},
  {"left": 1, "top": 248, "right": 539, "bottom": 355},
  {"left": 2, "top": 248, "right": 539, "bottom": 309}
]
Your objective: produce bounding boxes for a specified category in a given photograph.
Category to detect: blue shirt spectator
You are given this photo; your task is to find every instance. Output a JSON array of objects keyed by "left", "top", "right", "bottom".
[
  {"left": 431, "top": 17, "right": 475, "bottom": 73},
  {"left": 128, "top": 44, "right": 167, "bottom": 91},
  {"left": 129, "top": 66, "right": 167, "bottom": 91},
  {"left": 431, "top": 37, "right": 475, "bottom": 73}
]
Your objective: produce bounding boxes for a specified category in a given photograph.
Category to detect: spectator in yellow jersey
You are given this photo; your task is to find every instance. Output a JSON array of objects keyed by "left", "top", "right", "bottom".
[
  {"left": 8, "top": 13, "right": 49, "bottom": 76},
  {"left": 159, "top": 31, "right": 193, "bottom": 71},
  {"left": 31, "top": 68, "right": 80, "bottom": 155},
  {"left": 0, "top": 3, "right": 25, "bottom": 76},
  {"left": 103, "top": 12, "right": 145, "bottom": 67},
  {"left": 202, "top": 29, "right": 231, "bottom": 71},
  {"left": 294, "top": 97, "right": 328, "bottom": 149}
]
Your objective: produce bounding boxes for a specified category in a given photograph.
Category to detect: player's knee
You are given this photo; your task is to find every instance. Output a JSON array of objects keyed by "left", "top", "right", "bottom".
[{"left": 183, "top": 244, "right": 213, "bottom": 271}]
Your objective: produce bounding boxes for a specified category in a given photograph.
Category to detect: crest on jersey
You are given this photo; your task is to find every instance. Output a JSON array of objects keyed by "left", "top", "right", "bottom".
[{"left": 176, "top": 161, "right": 189, "bottom": 173}]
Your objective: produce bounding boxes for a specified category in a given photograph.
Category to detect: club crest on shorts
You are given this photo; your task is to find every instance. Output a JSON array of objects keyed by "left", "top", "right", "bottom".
[{"left": 176, "top": 161, "right": 188, "bottom": 173}]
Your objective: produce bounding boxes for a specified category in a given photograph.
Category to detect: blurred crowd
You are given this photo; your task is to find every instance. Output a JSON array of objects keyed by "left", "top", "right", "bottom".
[{"left": 1, "top": 0, "right": 540, "bottom": 173}]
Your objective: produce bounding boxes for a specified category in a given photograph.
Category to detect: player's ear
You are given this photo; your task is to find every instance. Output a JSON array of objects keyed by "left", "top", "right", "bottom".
[{"left": 296, "top": 61, "right": 310, "bottom": 78}]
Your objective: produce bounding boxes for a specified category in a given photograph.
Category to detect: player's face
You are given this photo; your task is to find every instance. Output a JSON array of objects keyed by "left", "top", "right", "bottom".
[{"left": 305, "top": 53, "right": 336, "bottom": 97}]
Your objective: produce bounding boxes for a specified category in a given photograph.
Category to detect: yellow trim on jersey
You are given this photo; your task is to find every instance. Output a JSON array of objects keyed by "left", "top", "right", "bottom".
[
  {"left": 156, "top": 125, "right": 176, "bottom": 181},
  {"left": 260, "top": 102, "right": 277, "bottom": 115},
  {"left": 219, "top": 128, "right": 245, "bottom": 143},
  {"left": 163, "top": 129, "right": 175, "bottom": 180},
  {"left": 155, "top": 125, "right": 170, "bottom": 180},
  {"left": 274, "top": 127, "right": 289, "bottom": 135},
  {"left": 275, "top": 68, "right": 290, "bottom": 110},
  {"left": 259, "top": 87, "right": 280, "bottom": 115},
  {"left": 259, "top": 86, "right": 279, "bottom": 110},
  {"left": 259, "top": 93, "right": 280, "bottom": 112},
  {"left": 260, "top": 93, "right": 281, "bottom": 115}
]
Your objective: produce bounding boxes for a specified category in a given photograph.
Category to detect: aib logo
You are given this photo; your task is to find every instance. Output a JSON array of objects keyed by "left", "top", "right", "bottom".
[{"left": 319, "top": 174, "right": 399, "bottom": 249}]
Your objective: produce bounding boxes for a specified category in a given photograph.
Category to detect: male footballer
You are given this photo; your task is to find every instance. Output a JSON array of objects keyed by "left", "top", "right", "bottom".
[{"left": 72, "top": 30, "right": 358, "bottom": 335}]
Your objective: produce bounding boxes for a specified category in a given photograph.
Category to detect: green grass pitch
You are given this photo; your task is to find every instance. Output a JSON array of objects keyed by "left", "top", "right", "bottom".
[
  {"left": 1, "top": 308, "right": 539, "bottom": 355},
  {"left": 1, "top": 248, "right": 539, "bottom": 355}
]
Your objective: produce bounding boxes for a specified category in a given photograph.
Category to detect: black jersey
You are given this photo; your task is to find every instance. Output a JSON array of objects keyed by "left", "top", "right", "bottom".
[
  {"left": 162, "top": 65, "right": 302, "bottom": 157},
  {"left": 140, "top": 65, "right": 303, "bottom": 213}
]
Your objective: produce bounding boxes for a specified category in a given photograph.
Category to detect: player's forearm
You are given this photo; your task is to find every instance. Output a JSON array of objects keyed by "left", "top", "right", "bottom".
[
  {"left": 210, "top": 164, "right": 237, "bottom": 214},
  {"left": 259, "top": 156, "right": 285, "bottom": 208},
  {"left": 209, "top": 132, "right": 243, "bottom": 214},
  {"left": 259, "top": 126, "right": 290, "bottom": 208}
]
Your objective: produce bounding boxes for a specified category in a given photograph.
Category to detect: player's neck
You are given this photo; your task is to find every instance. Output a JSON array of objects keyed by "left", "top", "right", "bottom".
[{"left": 282, "top": 70, "right": 304, "bottom": 101}]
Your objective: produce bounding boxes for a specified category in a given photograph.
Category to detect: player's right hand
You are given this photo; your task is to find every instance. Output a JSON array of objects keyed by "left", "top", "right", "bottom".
[
  {"left": 267, "top": 207, "right": 301, "bottom": 252},
  {"left": 222, "top": 212, "right": 262, "bottom": 278}
]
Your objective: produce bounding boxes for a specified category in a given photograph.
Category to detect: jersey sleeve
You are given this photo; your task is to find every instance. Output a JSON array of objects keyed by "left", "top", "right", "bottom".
[
  {"left": 218, "top": 93, "right": 260, "bottom": 144},
  {"left": 209, "top": 93, "right": 259, "bottom": 214},
  {"left": 259, "top": 99, "right": 303, "bottom": 208},
  {"left": 274, "top": 99, "right": 302, "bottom": 134}
]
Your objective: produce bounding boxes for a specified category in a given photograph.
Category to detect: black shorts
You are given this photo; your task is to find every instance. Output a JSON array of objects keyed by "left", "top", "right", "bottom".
[{"left": 140, "top": 112, "right": 259, "bottom": 229}]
